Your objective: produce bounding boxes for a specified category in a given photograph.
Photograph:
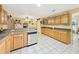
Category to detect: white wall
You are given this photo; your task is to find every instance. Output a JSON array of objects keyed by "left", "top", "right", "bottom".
[{"left": 14, "top": 15, "right": 37, "bottom": 29}]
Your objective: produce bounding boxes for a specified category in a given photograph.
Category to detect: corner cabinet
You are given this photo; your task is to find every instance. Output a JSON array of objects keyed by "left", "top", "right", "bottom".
[{"left": 5, "top": 36, "right": 11, "bottom": 53}]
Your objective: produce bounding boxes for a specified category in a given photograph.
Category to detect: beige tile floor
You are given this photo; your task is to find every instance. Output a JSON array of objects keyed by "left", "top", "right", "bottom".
[{"left": 10, "top": 34, "right": 79, "bottom": 54}]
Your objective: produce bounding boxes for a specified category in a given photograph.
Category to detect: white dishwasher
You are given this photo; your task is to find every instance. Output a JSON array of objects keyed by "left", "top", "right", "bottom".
[{"left": 28, "top": 32, "right": 37, "bottom": 46}]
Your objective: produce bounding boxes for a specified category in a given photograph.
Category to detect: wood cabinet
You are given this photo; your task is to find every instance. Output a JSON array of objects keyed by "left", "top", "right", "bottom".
[
  {"left": 41, "top": 28, "right": 47, "bottom": 34},
  {"left": 55, "top": 16, "right": 61, "bottom": 25},
  {"left": 41, "top": 28, "right": 71, "bottom": 44},
  {"left": 0, "top": 31, "right": 28, "bottom": 54},
  {"left": 13, "top": 34, "right": 23, "bottom": 49},
  {"left": 60, "top": 31, "right": 71, "bottom": 44},
  {"left": 42, "top": 18, "right": 48, "bottom": 25},
  {"left": 11, "top": 32, "right": 28, "bottom": 50},
  {"left": 61, "top": 14, "right": 69, "bottom": 25},
  {"left": 22, "top": 33, "right": 28, "bottom": 47},
  {"left": 54, "top": 30, "right": 60, "bottom": 40},
  {"left": 51, "top": 18, "right": 55, "bottom": 25},
  {"left": 0, "top": 5, "right": 8, "bottom": 25},
  {"left": 41, "top": 13, "right": 71, "bottom": 26},
  {"left": 5, "top": 36, "right": 11, "bottom": 53},
  {"left": 10, "top": 35, "right": 14, "bottom": 51},
  {"left": 48, "top": 18, "right": 52, "bottom": 25},
  {"left": 0, "top": 5, "right": 15, "bottom": 30},
  {"left": 0, "top": 41, "right": 5, "bottom": 54}
]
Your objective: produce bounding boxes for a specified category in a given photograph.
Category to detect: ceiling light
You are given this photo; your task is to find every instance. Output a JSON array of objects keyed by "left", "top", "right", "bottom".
[{"left": 36, "top": 4, "right": 41, "bottom": 7}]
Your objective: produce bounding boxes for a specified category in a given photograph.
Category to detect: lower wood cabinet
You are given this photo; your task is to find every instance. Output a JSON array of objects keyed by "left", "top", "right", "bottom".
[
  {"left": 5, "top": 36, "right": 11, "bottom": 53},
  {"left": 10, "top": 35, "right": 14, "bottom": 51},
  {"left": 41, "top": 28, "right": 47, "bottom": 35},
  {"left": 13, "top": 34, "right": 23, "bottom": 49},
  {"left": 11, "top": 33, "right": 28, "bottom": 50},
  {"left": 60, "top": 31, "right": 71, "bottom": 44},
  {"left": 0, "top": 32, "right": 28, "bottom": 54},
  {"left": 0, "top": 41, "right": 5, "bottom": 54},
  {"left": 22, "top": 33, "right": 28, "bottom": 47},
  {"left": 54, "top": 30, "right": 60, "bottom": 40},
  {"left": 41, "top": 28, "right": 71, "bottom": 44}
]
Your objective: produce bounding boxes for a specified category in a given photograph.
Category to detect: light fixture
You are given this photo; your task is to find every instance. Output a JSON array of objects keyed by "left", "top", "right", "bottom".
[{"left": 36, "top": 4, "right": 41, "bottom": 7}]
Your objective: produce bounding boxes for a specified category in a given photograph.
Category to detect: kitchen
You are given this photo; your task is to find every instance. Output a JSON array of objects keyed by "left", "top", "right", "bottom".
[{"left": 0, "top": 4, "right": 79, "bottom": 54}]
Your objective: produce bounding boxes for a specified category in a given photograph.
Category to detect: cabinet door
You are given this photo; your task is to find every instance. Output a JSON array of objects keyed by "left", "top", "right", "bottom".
[
  {"left": 0, "top": 41, "right": 5, "bottom": 54},
  {"left": 61, "top": 14, "right": 69, "bottom": 25},
  {"left": 10, "top": 35, "right": 14, "bottom": 51},
  {"left": 5, "top": 36, "right": 10, "bottom": 53},
  {"left": 55, "top": 16, "right": 60, "bottom": 25},
  {"left": 41, "top": 28, "right": 45, "bottom": 34},
  {"left": 47, "top": 29, "right": 55, "bottom": 38},
  {"left": 60, "top": 31, "right": 71, "bottom": 44},
  {"left": 22, "top": 33, "right": 28, "bottom": 47},
  {"left": 51, "top": 18, "right": 55, "bottom": 25},
  {"left": 42, "top": 28, "right": 47, "bottom": 35},
  {"left": 54, "top": 30, "right": 60, "bottom": 40},
  {"left": 13, "top": 34, "right": 23, "bottom": 49}
]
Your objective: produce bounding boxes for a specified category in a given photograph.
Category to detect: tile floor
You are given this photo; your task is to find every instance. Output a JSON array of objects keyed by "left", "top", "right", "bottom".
[{"left": 10, "top": 33, "right": 79, "bottom": 54}]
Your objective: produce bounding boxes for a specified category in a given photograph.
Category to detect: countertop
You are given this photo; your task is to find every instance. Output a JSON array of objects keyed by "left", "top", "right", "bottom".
[
  {"left": 0, "top": 29, "right": 37, "bottom": 44},
  {"left": 0, "top": 30, "right": 11, "bottom": 44}
]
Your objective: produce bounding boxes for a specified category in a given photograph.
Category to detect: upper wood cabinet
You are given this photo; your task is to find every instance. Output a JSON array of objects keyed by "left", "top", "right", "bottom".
[
  {"left": 0, "top": 5, "right": 8, "bottom": 25},
  {"left": 51, "top": 18, "right": 55, "bottom": 25},
  {"left": 61, "top": 14, "right": 69, "bottom": 25},
  {"left": 48, "top": 18, "right": 52, "bottom": 25},
  {"left": 47, "top": 17, "right": 55, "bottom": 25},
  {"left": 41, "top": 12, "right": 71, "bottom": 26},
  {"left": 55, "top": 16, "right": 61, "bottom": 25},
  {"left": 0, "top": 41, "right": 5, "bottom": 54},
  {"left": 43, "top": 18, "right": 48, "bottom": 25}
]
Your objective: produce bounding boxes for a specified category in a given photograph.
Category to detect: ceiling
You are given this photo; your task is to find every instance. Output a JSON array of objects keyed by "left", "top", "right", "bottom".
[{"left": 3, "top": 4, "right": 79, "bottom": 18}]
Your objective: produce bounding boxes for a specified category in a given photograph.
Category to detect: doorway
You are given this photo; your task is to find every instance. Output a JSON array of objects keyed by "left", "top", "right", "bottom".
[{"left": 72, "top": 14, "right": 79, "bottom": 44}]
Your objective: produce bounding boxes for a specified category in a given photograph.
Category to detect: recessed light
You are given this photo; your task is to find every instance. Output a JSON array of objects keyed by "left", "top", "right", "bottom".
[{"left": 36, "top": 4, "right": 41, "bottom": 7}]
